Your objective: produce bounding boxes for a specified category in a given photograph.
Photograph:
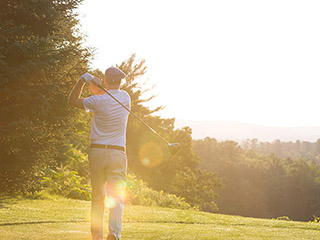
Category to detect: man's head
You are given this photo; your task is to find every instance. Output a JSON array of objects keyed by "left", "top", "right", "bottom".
[{"left": 104, "top": 67, "right": 126, "bottom": 89}]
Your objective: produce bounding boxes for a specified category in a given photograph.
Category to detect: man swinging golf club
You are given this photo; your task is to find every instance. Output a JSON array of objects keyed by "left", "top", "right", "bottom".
[{"left": 68, "top": 67, "right": 130, "bottom": 240}]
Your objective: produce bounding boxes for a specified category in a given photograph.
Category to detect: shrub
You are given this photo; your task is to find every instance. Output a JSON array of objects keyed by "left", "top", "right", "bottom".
[
  {"left": 275, "top": 216, "right": 292, "bottom": 221},
  {"left": 126, "top": 174, "right": 192, "bottom": 210},
  {"left": 62, "top": 145, "right": 89, "bottom": 178},
  {"left": 41, "top": 166, "right": 91, "bottom": 200}
]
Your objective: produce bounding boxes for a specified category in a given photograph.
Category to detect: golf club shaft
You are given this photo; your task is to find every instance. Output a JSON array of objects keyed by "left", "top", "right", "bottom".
[{"left": 97, "top": 85, "right": 170, "bottom": 146}]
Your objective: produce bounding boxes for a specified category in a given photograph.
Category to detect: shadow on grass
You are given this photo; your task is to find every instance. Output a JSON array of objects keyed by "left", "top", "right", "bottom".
[
  {"left": 0, "top": 220, "right": 89, "bottom": 227},
  {"left": 0, "top": 191, "right": 53, "bottom": 209},
  {"left": 0, "top": 195, "right": 18, "bottom": 209}
]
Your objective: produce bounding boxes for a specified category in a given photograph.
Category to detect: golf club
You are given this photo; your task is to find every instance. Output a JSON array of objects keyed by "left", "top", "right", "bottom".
[{"left": 95, "top": 84, "right": 180, "bottom": 154}]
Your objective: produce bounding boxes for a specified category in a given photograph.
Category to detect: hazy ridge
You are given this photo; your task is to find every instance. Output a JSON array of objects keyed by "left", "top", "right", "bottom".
[{"left": 175, "top": 119, "right": 320, "bottom": 142}]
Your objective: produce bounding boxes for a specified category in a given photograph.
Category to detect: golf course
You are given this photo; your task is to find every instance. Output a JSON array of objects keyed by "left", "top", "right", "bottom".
[
  {"left": 1, "top": 196, "right": 320, "bottom": 240},
  {"left": 2, "top": 1, "right": 320, "bottom": 240}
]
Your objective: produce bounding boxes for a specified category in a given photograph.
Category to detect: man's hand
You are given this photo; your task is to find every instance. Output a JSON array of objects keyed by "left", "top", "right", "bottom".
[
  {"left": 68, "top": 73, "right": 102, "bottom": 109},
  {"left": 80, "top": 72, "right": 95, "bottom": 84}
]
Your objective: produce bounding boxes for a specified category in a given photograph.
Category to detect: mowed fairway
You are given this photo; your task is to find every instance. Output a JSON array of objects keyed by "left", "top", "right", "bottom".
[{"left": 0, "top": 197, "right": 320, "bottom": 240}]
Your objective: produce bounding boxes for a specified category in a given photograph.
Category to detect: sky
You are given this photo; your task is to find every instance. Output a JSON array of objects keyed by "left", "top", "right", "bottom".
[{"left": 77, "top": 0, "right": 320, "bottom": 127}]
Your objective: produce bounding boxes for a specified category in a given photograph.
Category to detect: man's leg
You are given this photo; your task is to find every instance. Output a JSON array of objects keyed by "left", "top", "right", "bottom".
[
  {"left": 89, "top": 148, "right": 107, "bottom": 240},
  {"left": 107, "top": 180, "right": 125, "bottom": 240},
  {"left": 106, "top": 150, "right": 127, "bottom": 240}
]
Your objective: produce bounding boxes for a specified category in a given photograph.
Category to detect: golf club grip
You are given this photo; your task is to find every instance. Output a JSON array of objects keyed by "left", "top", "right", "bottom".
[{"left": 97, "top": 85, "right": 170, "bottom": 146}]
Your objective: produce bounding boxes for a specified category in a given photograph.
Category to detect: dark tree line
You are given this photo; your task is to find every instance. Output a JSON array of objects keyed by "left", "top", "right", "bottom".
[{"left": 193, "top": 137, "right": 320, "bottom": 221}]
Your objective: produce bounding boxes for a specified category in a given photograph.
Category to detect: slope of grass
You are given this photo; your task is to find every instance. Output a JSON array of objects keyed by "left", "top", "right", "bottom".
[{"left": 0, "top": 196, "right": 320, "bottom": 240}]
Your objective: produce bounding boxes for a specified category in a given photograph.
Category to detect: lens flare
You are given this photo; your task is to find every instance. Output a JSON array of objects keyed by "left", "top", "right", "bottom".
[
  {"left": 105, "top": 196, "right": 116, "bottom": 208},
  {"left": 143, "top": 158, "right": 150, "bottom": 165},
  {"left": 139, "top": 142, "right": 163, "bottom": 168},
  {"left": 115, "top": 180, "right": 127, "bottom": 200},
  {"left": 106, "top": 180, "right": 128, "bottom": 207}
]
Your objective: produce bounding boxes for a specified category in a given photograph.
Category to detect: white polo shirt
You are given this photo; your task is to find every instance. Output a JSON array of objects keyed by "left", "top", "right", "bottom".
[{"left": 83, "top": 90, "right": 131, "bottom": 147}]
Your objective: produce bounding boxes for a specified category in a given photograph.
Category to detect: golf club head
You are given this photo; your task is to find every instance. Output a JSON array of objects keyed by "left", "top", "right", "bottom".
[{"left": 168, "top": 143, "right": 180, "bottom": 155}]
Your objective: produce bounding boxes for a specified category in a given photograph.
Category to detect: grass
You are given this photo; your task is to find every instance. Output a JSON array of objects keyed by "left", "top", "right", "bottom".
[{"left": 0, "top": 196, "right": 320, "bottom": 239}]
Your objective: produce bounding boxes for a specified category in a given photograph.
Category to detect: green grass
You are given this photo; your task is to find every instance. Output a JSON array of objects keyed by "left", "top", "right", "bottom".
[{"left": 0, "top": 196, "right": 320, "bottom": 239}]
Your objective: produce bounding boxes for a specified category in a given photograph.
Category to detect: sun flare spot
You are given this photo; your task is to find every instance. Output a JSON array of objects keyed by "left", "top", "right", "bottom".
[
  {"left": 143, "top": 158, "right": 150, "bottom": 165},
  {"left": 115, "top": 180, "right": 127, "bottom": 199},
  {"left": 139, "top": 142, "right": 163, "bottom": 168},
  {"left": 105, "top": 196, "right": 116, "bottom": 208}
]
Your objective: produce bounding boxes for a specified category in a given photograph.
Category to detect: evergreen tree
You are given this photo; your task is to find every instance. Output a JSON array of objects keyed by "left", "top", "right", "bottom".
[{"left": 0, "top": 0, "right": 91, "bottom": 192}]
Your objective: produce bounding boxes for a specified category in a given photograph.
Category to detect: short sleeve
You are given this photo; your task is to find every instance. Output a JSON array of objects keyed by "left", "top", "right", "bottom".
[
  {"left": 123, "top": 91, "right": 131, "bottom": 110},
  {"left": 83, "top": 95, "right": 98, "bottom": 112}
]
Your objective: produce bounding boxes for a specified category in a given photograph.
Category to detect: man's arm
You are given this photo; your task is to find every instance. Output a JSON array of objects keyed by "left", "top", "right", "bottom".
[{"left": 68, "top": 78, "right": 86, "bottom": 109}]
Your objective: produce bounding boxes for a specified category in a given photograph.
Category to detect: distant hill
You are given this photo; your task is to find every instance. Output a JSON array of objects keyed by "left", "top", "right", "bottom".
[{"left": 175, "top": 119, "right": 320, "bottom": 142}]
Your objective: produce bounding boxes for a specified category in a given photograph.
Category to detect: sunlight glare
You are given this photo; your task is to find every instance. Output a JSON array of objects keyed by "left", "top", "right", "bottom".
[
  {"left": 139, "top": 142, "right": 163, "bottom": 168},
  {"left": 105, "top": 196, "right": 116, "bottom": 209}
]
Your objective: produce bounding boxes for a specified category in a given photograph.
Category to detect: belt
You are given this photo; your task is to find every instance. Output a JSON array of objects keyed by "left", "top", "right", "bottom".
[{"left": 90, "top": 144, "right": 125, "bottom": 152}]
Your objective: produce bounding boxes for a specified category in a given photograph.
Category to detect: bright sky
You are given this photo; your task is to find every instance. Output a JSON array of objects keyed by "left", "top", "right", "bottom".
[{"left": 78, "top": 0, "right": 320, "bottom": 127}]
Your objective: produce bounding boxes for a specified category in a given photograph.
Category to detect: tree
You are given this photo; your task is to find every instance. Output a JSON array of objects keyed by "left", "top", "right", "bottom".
[
  {"left": 0, "top": 0, "right": 91, "bottom": 192},
  {"left": 93, "top": 55, "right": 223, "bottom": 212},
  {"left": 194, "top": 137, "right": 320, "bottom": 220}
]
